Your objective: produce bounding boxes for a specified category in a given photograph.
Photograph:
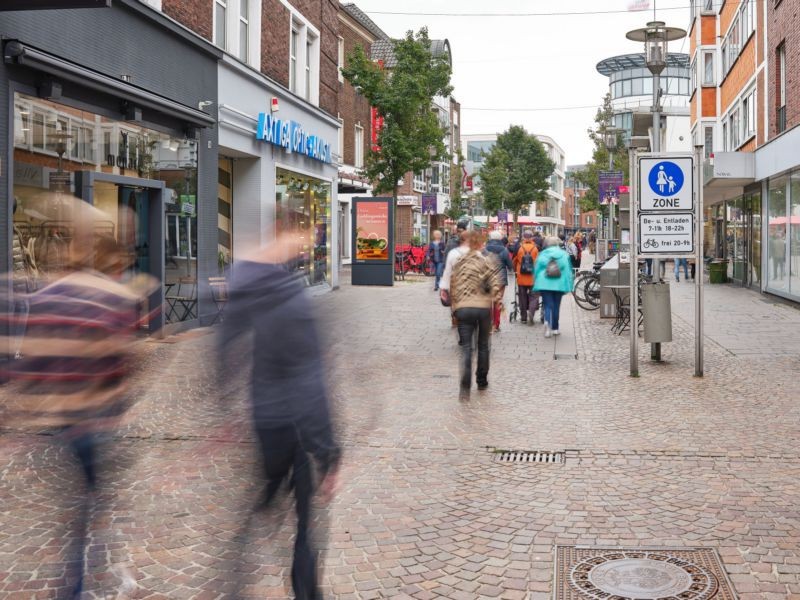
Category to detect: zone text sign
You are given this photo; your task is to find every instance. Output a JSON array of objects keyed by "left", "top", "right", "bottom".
[
  {"left": 639, "top": 213, "right": 695, "bottom": 254},
  {"left": 638, "top": 156, "right": 694, "bottom": 211}
]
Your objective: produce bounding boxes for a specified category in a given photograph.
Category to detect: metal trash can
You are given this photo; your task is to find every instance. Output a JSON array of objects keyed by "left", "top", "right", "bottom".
[
  {"left": 641, "top": 282, "right": 673, "bottom": 343},
  {"left": 708, "top": 259, "right": 728, "bottom": 284}
]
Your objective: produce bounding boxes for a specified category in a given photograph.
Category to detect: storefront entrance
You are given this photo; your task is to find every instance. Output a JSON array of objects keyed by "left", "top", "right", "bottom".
[
  {"left": 76, "top": 171, "right": 165, "bottom": 330},
  {"left": 724, "top": 192, "right": 762, "bottom": 289}
]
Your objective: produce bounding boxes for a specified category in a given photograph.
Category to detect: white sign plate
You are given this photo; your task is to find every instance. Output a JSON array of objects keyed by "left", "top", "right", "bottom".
[
  {"left": 639, "top": 213, "right": 694, "bottom": 254},
  {"left": 639, "top": 156, "right": 694, "bottom": 211}
]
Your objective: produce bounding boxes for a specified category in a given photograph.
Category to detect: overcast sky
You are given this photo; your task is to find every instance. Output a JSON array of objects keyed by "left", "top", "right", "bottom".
[{"left": 353, "top": 0, "right": 692, "bottom": 166}]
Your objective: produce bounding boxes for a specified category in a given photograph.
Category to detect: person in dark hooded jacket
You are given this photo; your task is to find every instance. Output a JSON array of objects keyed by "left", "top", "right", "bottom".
[
  {"left": 218, "top": 233, "right": 341, "bottom": 600},
  {"left": 484, "top": 230, "right": 513, "bottom": 332}
]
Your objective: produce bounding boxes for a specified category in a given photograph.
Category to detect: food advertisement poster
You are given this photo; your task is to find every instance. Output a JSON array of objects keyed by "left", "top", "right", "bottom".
[{"left": 355, "top": 201, "right": 390, "bottom": 261}]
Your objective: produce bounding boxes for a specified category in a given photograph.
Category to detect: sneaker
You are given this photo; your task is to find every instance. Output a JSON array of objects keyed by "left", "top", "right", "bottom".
[
  {"left": 477, "top": 381, "right": 488, "bottom": 390},
  {"left": 552, "top": 329, "right": 560, "bottom": 336},
  {"left": 544, "top": 329, "right": 552, "bottom": 338}
]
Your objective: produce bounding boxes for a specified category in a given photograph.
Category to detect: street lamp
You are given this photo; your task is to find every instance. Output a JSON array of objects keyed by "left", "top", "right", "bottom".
[
  {"left": 626, "top": 21, "right": 686, "bottom": 154},
  {"left": 602, "top": 126, "right": 622, "bottom": 240}
]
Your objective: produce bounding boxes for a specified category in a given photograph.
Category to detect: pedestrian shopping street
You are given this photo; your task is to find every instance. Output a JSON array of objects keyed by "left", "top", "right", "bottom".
[{"left": 2, "top": 271, "right": 800, "bottom": 599}]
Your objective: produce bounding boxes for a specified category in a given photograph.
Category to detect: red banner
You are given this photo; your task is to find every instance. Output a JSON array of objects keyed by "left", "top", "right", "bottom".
[{"left": 370, "top": 106, "right": 383, "bottom": 152}]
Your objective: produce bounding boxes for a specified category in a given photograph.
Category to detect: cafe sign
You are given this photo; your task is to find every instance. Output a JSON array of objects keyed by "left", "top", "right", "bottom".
[{"left": 256, "top": 112, "right": 332, "bottom": 164}]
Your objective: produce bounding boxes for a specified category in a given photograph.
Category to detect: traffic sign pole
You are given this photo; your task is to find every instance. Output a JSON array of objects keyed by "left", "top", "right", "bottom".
[
  {"left": 630, "top": 149, "right": 639, "bottom": 377},
  {"left": 694, "top": 145, "right": 704, "bottom": 377}
]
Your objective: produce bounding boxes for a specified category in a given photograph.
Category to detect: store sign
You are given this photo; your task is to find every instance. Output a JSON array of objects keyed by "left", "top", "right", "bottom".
[
  {"left": 256, "top": 112, "right": 332, "bottom": 164},
  {"left": 638, "top": 213, "right": 694, "bottom": 253},
  {"left": 638, "top": 157, "right": 694, "bottom": 211},
  {"left": 421, "top": 194, "right": 437, "bottom": 215}
]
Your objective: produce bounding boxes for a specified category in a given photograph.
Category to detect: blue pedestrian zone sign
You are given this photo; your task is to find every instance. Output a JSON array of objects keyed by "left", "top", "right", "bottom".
[
  {"left": 648, "top": 161, "right": 684, "bottom": 196},
  {"left": 639, "top": 156, "right": 694, "bottom": 211}
]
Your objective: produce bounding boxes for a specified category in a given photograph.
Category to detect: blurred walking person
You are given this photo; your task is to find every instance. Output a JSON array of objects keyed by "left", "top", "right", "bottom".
[
  {"left": 1, "top": 201, "right": 152, "bottom": 599},
  {"left": 566, "top": 235, "right": 580, "bottom": 271},
  {"left": 513, "top": 230, "right": 539, "bottom": 324},
  {"left": 674, "top": 257, "right": 689, "bottom": 282},
  {"left": 484, "top": 230, "right": 513, "bottom": 332},
  {"left": 218, "top": 231, "right": 341, "bottom": 600},
  {"left": 534, "top": 236, "right": 574, "bottom": 338},
  {"left": 446, "top": 230, "right": 500, "bottom": 395},
  {"left": 427, "top": 230, "right": 446, "bottom": 291}
]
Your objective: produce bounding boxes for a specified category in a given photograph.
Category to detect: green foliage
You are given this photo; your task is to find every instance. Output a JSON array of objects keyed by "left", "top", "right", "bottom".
[
  {"left": 577, "top": 93, "right": 629, "bottom": 214},
  {"left": 479, "top": 125, "right": 555, "bottom": 223},
  {"left": 341, "top": 28, "right": 453, "bottom": 198}
]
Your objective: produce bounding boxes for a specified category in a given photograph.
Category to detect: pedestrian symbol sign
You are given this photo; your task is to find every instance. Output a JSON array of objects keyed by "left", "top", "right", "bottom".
[
  {"left": 639, "top": 156, "right": 693, "bottom": 211},
  {"left": 648, "top": 161, "right": 684, "bottom": 196}
]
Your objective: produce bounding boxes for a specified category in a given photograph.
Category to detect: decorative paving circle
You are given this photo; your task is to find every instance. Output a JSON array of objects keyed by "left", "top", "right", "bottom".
[{"left": 568, "top": 550, "right": 719, "bottom": 600}]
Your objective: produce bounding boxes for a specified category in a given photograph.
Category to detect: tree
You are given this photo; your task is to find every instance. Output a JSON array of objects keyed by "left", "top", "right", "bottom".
[
  {"left": 341, "top": 29, "right": 453, "bottom": 201},
  {"left": 576, "top": 93, "right": 629, "bottom": 214},
  {"left": 479, "top": 126, "right": 555, "bottom": 226}
]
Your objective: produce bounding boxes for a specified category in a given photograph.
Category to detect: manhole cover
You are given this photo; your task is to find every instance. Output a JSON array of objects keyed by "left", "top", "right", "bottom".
[{"left": 555, "top": 546, "right": 737, "bottom": 600}]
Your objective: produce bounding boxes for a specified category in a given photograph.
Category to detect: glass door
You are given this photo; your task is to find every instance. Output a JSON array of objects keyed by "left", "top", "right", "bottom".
[{"left": 746, "top": 191, "right": 762, "bottom": 289}]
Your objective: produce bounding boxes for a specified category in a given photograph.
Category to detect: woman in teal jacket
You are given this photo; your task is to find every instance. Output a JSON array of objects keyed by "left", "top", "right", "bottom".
[{"left": 533, "top": 236, "right": 574, "bottom": 337}]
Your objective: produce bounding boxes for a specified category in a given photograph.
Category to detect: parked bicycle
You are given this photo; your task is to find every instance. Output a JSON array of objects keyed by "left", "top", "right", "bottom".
[{"left": 573, "top": 263, "right": 603, "bottom": 311}]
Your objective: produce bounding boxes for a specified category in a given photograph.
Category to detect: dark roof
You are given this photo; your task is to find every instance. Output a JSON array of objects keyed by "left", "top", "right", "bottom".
[
  {"left": 340, "top": 3, "right": 390, "bottom": 41},
  {"left": 371, "top": 38, "right": 452, "bottom": 69},
  {"left": 596, "top": 52, "right": 690, "bottom": 75}
]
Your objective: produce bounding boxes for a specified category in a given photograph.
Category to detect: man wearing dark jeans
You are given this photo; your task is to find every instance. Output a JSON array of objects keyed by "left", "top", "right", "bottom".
[
  {"left": 219, "top": 234, "right": 341, "bottom": 600},
  {"left": 455, "top": 307, "right": 492, "bottom": 390}
]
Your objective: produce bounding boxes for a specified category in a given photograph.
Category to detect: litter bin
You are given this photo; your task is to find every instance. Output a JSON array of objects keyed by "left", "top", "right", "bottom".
[
  {"left": 708, "top": 259, "right": 728, "bottom": 284},
  {"left": 641, "top": 282, "right": 672, "bottom": 343}
]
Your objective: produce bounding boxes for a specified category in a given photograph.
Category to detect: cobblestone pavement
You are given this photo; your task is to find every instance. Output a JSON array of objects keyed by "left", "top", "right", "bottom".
[{"left": 2, "top": 271, "right": 800, "bottom": 599}]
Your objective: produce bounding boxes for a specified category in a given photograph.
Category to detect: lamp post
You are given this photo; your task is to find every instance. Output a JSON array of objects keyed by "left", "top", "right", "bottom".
[
  {"left": 602, "top": 127, "right": 622, "bottom": 241},
  {"left": 626, "top": 20, "right": 685, "bottom": 362}
]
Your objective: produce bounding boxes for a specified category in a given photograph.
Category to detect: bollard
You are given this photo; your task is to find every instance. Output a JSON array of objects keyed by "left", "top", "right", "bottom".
[{"left": 641, "top": 282, "right": 673, "bottom": 344}]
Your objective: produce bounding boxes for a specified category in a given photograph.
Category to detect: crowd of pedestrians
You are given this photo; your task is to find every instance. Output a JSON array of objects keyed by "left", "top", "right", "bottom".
[{"left": 433, "top": 225, "right": 581, "bottom": 396}]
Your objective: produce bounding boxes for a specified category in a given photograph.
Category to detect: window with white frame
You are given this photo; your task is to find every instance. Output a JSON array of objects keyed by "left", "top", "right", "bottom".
[
  {"left": 441, "top": 164, "right": 451, "bottom": 195},
  {"left": 704, "top": 0, "right": 714, "bottom": 10},
  {"left": 238, "top": 0, "right": 249, "bottom": 62},
  {"left": 213, "top": 0, "right": 261, "bottom": 67},
  {"left": 721, "top": 0, "right": 755, "bottom": 78},
  {"left": 742, "top": 88, "right": 756, "bottom": 140},
  {"left": 704, "top": 125, "right": 714, "bottom": 159},
  {"left": 214, "top": 0, "right": 227, "bottom": 49},
  {"left": 728, "top": 106, "right": 741, "bottom": 149},
  {"left": 702, "top": 51, "right": 715, "bottom": 86},
  {"left": 285, "top": 7, "right": 320, "bottom": 105},
  {"left": 722, "top": 121, "right": 728, "bottom": 151},
  {"left": 354, "top": 124, "right": 364, "bottom": 169},
  {"left": 337, "top": 36, "right": 345, "bottom": 83},
  {"left": 337, "top": 117, "right": 344, "bottom": 162},
  {"left": 413, "top": 171, "right": 426, "bottom": 193},
  {"left": 690, "top": 57, "right": 697, "bottom": 93}
]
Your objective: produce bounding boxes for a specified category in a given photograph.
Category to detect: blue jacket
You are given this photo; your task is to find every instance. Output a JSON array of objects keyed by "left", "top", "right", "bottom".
[
  {"left": 533, "top": 246, "right": 574, "bottom": 293},
  {"left": 484, "top": 239, "right": 514, "bottom": 286}
]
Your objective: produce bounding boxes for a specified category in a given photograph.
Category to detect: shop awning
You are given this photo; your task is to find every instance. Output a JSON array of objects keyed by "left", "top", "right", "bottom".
[{"left": 3, "top": 40, "right": 216, "bottom": 128}]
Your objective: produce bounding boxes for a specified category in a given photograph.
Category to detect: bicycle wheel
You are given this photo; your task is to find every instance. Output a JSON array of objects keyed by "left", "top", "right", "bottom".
[{"left": 573, "top": 274, "right": 600, "bottom": 311}]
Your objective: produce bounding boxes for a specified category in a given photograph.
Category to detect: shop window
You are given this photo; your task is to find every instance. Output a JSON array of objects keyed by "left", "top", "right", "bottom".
[
  {"left": 791, "top": 172, "right": 800, "bottom": 297},
  {"left": 767, "top": 176, "right": 788, "bottom": 292},
  {"left": 275, "top": 168, "right": 331, "bottom": 286},
  {"left": 12, "top": 92, "right": 198, "bottom": 324}
]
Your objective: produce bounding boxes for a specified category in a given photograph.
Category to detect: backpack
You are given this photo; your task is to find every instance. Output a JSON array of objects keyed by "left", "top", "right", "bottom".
[
  {"left": 451, "top": 251, "right": 492, "bottom": 305},
  {"left": 546, "top": 257, "right": 562, "bottom": 279},
  {"left": 519, "top": 247, "right": 534, "bottom": 275}
]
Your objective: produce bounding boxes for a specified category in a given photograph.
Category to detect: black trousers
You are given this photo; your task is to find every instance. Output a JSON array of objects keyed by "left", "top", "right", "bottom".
[
  {"left": 454, "top": 307, "right": 491, "bottom": 388},
  {"left": 517, "top": 285, "right": 538, "bottom": 321},
  {"left": 254, "top": 425, "right": 319, "bottom": 600}
]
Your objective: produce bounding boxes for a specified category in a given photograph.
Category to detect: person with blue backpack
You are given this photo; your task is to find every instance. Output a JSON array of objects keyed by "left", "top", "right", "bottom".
[{"left": 428, "top": 230, "right": 447, "bottom": 291}]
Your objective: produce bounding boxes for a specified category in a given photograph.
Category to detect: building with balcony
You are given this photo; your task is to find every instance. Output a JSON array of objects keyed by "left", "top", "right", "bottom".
[
  {"left": 596, "top": 52, "right": 691, "bottom": 152},
  {"left": 564, "top": 166, "right": 596, "bottom": 235},
  {"left": 461, "top": 133, "right": 566, "bottom": 235},
  {"left": 691, "top": 0, "right": 800, "bottom": 304}
]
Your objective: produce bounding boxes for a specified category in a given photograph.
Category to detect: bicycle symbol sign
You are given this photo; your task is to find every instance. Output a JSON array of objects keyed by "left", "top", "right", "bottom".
[
  {"left": 648, "top": 161, "right": 684, "bottom": 196},
  {"left": 643, "top": 238, "right": 659, "bottom": 249}
]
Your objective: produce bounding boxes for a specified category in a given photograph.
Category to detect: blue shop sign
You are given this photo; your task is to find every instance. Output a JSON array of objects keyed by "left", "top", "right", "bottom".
[{"left": 256, "top": 112, "right": 332, "bottom": 164}]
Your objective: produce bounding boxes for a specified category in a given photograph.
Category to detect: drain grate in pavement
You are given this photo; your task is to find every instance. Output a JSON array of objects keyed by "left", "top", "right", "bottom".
[
  {"left": 493, "top": 449, "right": 564, "bottom": 464},
  {"left": 554, "top": 545, "right": 737, "bottom": 599}
]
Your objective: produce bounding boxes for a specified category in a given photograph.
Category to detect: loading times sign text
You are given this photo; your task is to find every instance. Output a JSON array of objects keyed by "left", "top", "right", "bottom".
[{"left": 639, "top": 213, "right": 695, "bottom": 254}]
